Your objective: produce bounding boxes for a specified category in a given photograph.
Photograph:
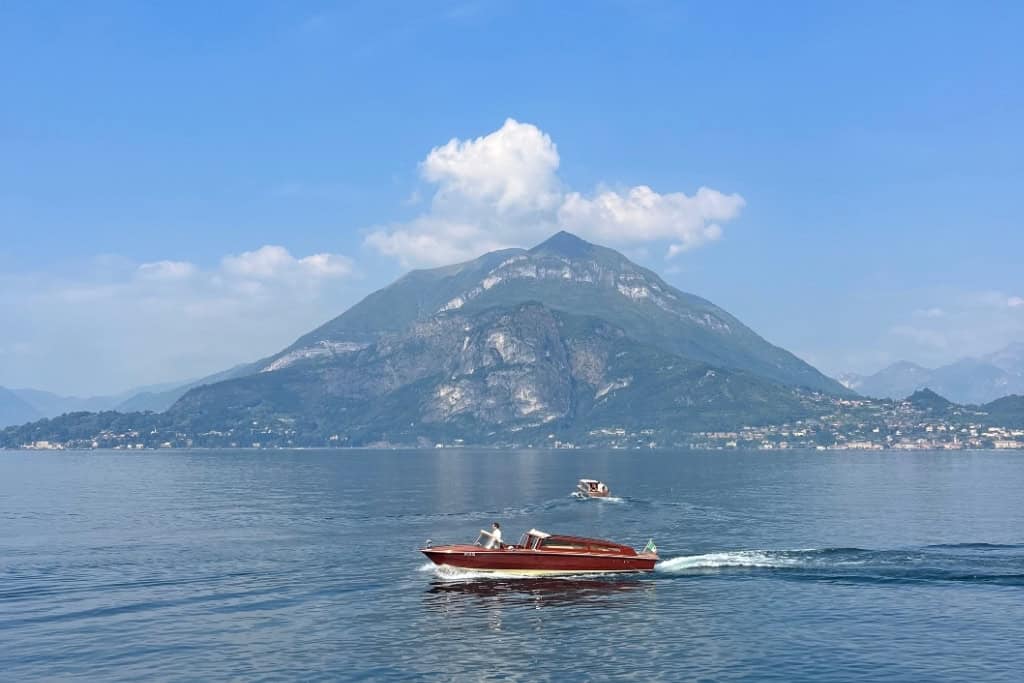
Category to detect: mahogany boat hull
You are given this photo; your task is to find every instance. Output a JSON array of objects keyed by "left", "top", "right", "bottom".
[{"left": 421, "top": 544, "right": 658, "bottom": 575}]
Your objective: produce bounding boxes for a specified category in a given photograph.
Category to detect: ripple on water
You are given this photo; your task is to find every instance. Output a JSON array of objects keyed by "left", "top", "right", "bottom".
[{"left": 2, "top": 448, "right": 1024, "bottom": 682}]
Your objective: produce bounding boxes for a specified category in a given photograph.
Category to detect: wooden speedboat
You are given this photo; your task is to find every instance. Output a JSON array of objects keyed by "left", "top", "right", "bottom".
[
  {"left": 575, "top": 478, "right": 611, "bottom": 498},
  {"left": 421, "top": 528, "right": 658, "bottom": 576}
]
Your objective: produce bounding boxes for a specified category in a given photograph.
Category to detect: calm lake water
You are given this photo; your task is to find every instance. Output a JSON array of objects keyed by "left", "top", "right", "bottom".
[{"left": 2, "top": 449, "right": 1023, "bottom": 681}]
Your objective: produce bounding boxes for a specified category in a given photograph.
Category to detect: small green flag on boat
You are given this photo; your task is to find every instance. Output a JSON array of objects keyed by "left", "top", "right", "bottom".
[{"left": 643, "top": 539, "right": 657, "bottom": 554}]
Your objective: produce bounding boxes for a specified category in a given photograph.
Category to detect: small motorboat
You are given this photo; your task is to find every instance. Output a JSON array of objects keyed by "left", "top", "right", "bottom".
[
  {"left": 574, "top": 478, "right": 611, "bottom": 498},
  {"left": 421, "top": 528, "right": 658, "bottom": 576}
]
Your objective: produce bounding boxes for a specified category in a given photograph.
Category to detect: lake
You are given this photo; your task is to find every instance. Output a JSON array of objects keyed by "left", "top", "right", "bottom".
[{"left": 2, "top": 449, "right": 1023, "bottom": 681}]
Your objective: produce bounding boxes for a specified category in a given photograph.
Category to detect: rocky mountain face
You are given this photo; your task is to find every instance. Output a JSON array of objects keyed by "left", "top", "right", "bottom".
[
  {"left": 171, "top": 302, "right": 820, "bottom": 444},
  {"left": 844, "top": 343, "right": 1024, "bottom": 404},
  {"left": 253, "top": 231, "right": 847, "bottom": 395},
  {"left": 1, "top": 232, "right": 850, "bottom": 446}
]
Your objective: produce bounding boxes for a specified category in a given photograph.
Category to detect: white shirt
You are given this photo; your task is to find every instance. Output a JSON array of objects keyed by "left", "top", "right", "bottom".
[{"left": 484, "top": 527, "right": 502, "bottom": 549}]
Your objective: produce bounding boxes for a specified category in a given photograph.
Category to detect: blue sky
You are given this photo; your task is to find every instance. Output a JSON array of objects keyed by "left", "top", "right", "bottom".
[{"left": 1, "top": 0, "right": 1022, "bottom": 395}]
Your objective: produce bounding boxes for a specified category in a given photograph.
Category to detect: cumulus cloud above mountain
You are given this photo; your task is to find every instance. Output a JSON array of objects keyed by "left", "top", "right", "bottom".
[
  {"left": 560, "top": 185, "right": 743, "bottom": 256},
  {"left": 365, "top": 119, "right": 745, "bottom": 266},
  {"left": 421, "top": 118, "right": 563, "bottom": 216}
]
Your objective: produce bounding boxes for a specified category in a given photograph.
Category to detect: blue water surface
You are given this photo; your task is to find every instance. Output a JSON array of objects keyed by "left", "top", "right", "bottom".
[{"left": 1, "top": 448, "right": 1023, "bottom": 681}]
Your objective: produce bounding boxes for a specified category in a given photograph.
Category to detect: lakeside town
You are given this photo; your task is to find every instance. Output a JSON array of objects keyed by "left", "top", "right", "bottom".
[
  {"left": 11, "top": 390, "right": 1023, "bottom": 452},
  {"left": 581, "top": 393, "right": 1024, "bottom": 451}
]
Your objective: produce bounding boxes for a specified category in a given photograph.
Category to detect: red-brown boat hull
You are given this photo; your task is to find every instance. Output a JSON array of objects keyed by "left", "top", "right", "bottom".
[{"left": 421, "top": 544, "right": 658, "bottom": 575}]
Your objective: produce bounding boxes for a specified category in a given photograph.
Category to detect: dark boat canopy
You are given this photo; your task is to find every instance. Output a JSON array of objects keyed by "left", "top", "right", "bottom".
[{"left": 535, "top": 533, "right": 638, "bottom": 556}]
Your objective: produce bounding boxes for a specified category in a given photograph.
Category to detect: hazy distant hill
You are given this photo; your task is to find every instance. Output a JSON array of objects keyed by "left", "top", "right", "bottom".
[
  {"left": 905, "top": 388, "right": 955, "bottom": 412},
  {"left": 3, "top": 379, "right": 198, "bottom": 428},
  {"left": 0, "top": 387, "right": 41, "bottom": 428},
  {"left": 980, "top": 395, "right": 1024, "bottom": 428},
  {"left": 10, "top": 387, "right": 124, "bottom": 418},
  {"left": 842, "top": 343, "right": 1024, "bottom": 404},
  {"left": 112, "top": 365, "right": 252, "bottom": 413}
]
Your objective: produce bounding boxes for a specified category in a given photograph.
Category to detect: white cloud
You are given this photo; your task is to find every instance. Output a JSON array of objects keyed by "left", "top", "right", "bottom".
[
  {"left": 560, "top": 185, "right": 743, "bottom": 257},
  {"left": 0, "top": 246, "right": 356, "bottom": 395},
  {"left": 1009, "top": 296, "right": 1024, "bottom": 308},
  {"left": 421, "top": 118, "right": 562, "bottom": 215},
  {"left": 365, "top": 118, "right": 745, "bottom": 266},
  {"left": 364, "top": 220, "right": 509, "bottom": 268},
  {"left": 221, "top": 245, "right": 352, "bottom": 281}
]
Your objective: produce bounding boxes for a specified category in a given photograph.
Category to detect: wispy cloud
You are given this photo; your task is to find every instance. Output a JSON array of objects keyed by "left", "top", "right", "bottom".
[
  {"left": 884, "top": 289, "right": 1024, "bottom": 366},
  {"left": 0, "top": 246, "right": 356, "bottom": 395},
  {"left": 797, "top": 287, "right": 1024, "bottom": 378}
]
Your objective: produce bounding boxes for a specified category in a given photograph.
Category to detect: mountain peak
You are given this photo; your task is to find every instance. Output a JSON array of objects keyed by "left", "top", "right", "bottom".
[
  {"left": 882, "top": 360, "right": 929, "bottom": 374},
  {"left": 906, "top": 387, "right": 953, "bottom": 409},
  {"left": 529, "top": 231, "right": 598, "bottom": 258},
  {"left": 246, "top": 228, "right": 849, "bottom": 400},
  {"left": 984, "top": 341, "right": 1024, "bottom": 366}
]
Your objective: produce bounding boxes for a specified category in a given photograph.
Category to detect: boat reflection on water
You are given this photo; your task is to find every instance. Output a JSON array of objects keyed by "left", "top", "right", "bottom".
[{"left": 423, "top": 575, "right": 655, "bottom": 612}]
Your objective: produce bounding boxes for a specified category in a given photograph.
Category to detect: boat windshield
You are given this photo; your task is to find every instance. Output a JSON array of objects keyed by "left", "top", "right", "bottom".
[{"left": 518, "top": 532, "right": 542, "bottom": 550}]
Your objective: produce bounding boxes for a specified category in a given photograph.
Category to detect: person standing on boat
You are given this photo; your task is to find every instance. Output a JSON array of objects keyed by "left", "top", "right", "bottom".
[{"left": 479, "top": 522, "right": 502, "bottom": 549}]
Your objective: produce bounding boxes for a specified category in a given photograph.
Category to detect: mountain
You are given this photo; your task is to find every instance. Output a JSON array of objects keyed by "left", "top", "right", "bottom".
[
  {"left": 170, "top": 302, "right": 823, "bottom": 445},
  {"left": 159, "top": 232, "right": 845, "bottom": 443},
  {"left": 113, "top": 365, "right": 253, "bottom": 413},
  {"left": 7, "top": 379, "right": 196, "bottom": 425},
  {"left": 986, "top": 342, "right": 1024, "bottom": 373},
  {"left": 2, "top": 232, "right": 850, "bottom": 447},
  {"left": 849, "top": 343, "right": 1024, "bottom": 404},
  {"left": 255, "top": 232, "right": 848, "bottom": 395},
  {"left": 0, "top": 387, "right": 41, "bottom": 428},
  {"left": 113, "top": 387, "right": 191, "bottom": 413},
  {"left": 905, "top": 388, "right": 954, "bottom": 412},
  {"left": 980, "top": 395, "right": 1024, "bottom": 428},
  {"left": 5, "top": 370, "right": 264, "bottom": 424},
  {"left": 10, "top": 387, "right": 123, "bottom": 418},
  {"left": 839, "top": 361, "right": 931, "bottom": 397}
]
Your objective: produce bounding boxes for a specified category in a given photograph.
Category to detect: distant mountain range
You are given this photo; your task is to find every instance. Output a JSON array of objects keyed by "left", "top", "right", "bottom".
[
  {"left": 0, "top": 368, "right": 248, "bottom": 429},
  {"left": 840, "top": 342, "right": 1024, "bottom": 404},
  {"left": 1, "top": 232, "right": 852, "bottom": 446},
  {"left": 0, "top": 387, "right": 41, "bottom": 428}
]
